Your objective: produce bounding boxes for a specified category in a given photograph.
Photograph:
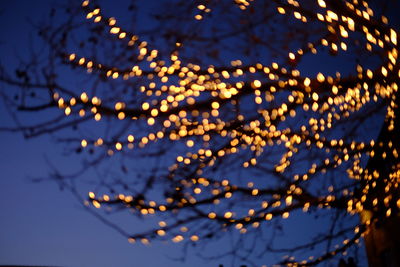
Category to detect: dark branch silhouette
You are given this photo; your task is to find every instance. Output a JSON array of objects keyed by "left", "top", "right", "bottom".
[{"left": 1, "top": 0, "right": 399, "bottom": 266}]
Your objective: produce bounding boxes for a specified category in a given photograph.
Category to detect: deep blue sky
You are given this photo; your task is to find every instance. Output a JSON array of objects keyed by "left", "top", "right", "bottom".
[
  {"left": 0, "top": 1, "right": 359, "bottom": 267},
  {"left": 2, "top": 0, "right": 392, "bottom": 266},
  {"left": 0, "top": 1, "right": 230, "bottom": 267}
]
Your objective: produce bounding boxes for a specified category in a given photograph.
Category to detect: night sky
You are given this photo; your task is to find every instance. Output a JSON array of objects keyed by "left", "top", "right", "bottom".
[
  {"left": 3, "top": 1, "right": 398, "bottom": 267},
  {"left": 0, "top": 1, "right": 226, "bottom": 267}
]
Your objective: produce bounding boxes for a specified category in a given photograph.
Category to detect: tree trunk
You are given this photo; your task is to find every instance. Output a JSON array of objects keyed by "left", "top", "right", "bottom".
[
  {"left": 362, "top": 89, "right": 400, "bottom": 267},
  {"left": 362, "top": 211, "right": 400, "bottom": 267}
]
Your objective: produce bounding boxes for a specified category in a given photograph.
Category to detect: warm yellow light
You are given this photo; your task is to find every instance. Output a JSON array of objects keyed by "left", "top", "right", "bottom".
[{"left": 81, "top": 139, "right": 88, "bottom": 147}]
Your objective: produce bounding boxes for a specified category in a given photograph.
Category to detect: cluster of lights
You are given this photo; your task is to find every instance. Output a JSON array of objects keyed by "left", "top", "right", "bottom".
[{"left": 48, "top": 0, "right": 400, "bottom": 265}]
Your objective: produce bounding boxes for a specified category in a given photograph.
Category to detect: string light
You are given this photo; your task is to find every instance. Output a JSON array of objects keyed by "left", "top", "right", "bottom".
[{"left": 11, "top": 0, "right": 400, "bottom": 265}]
